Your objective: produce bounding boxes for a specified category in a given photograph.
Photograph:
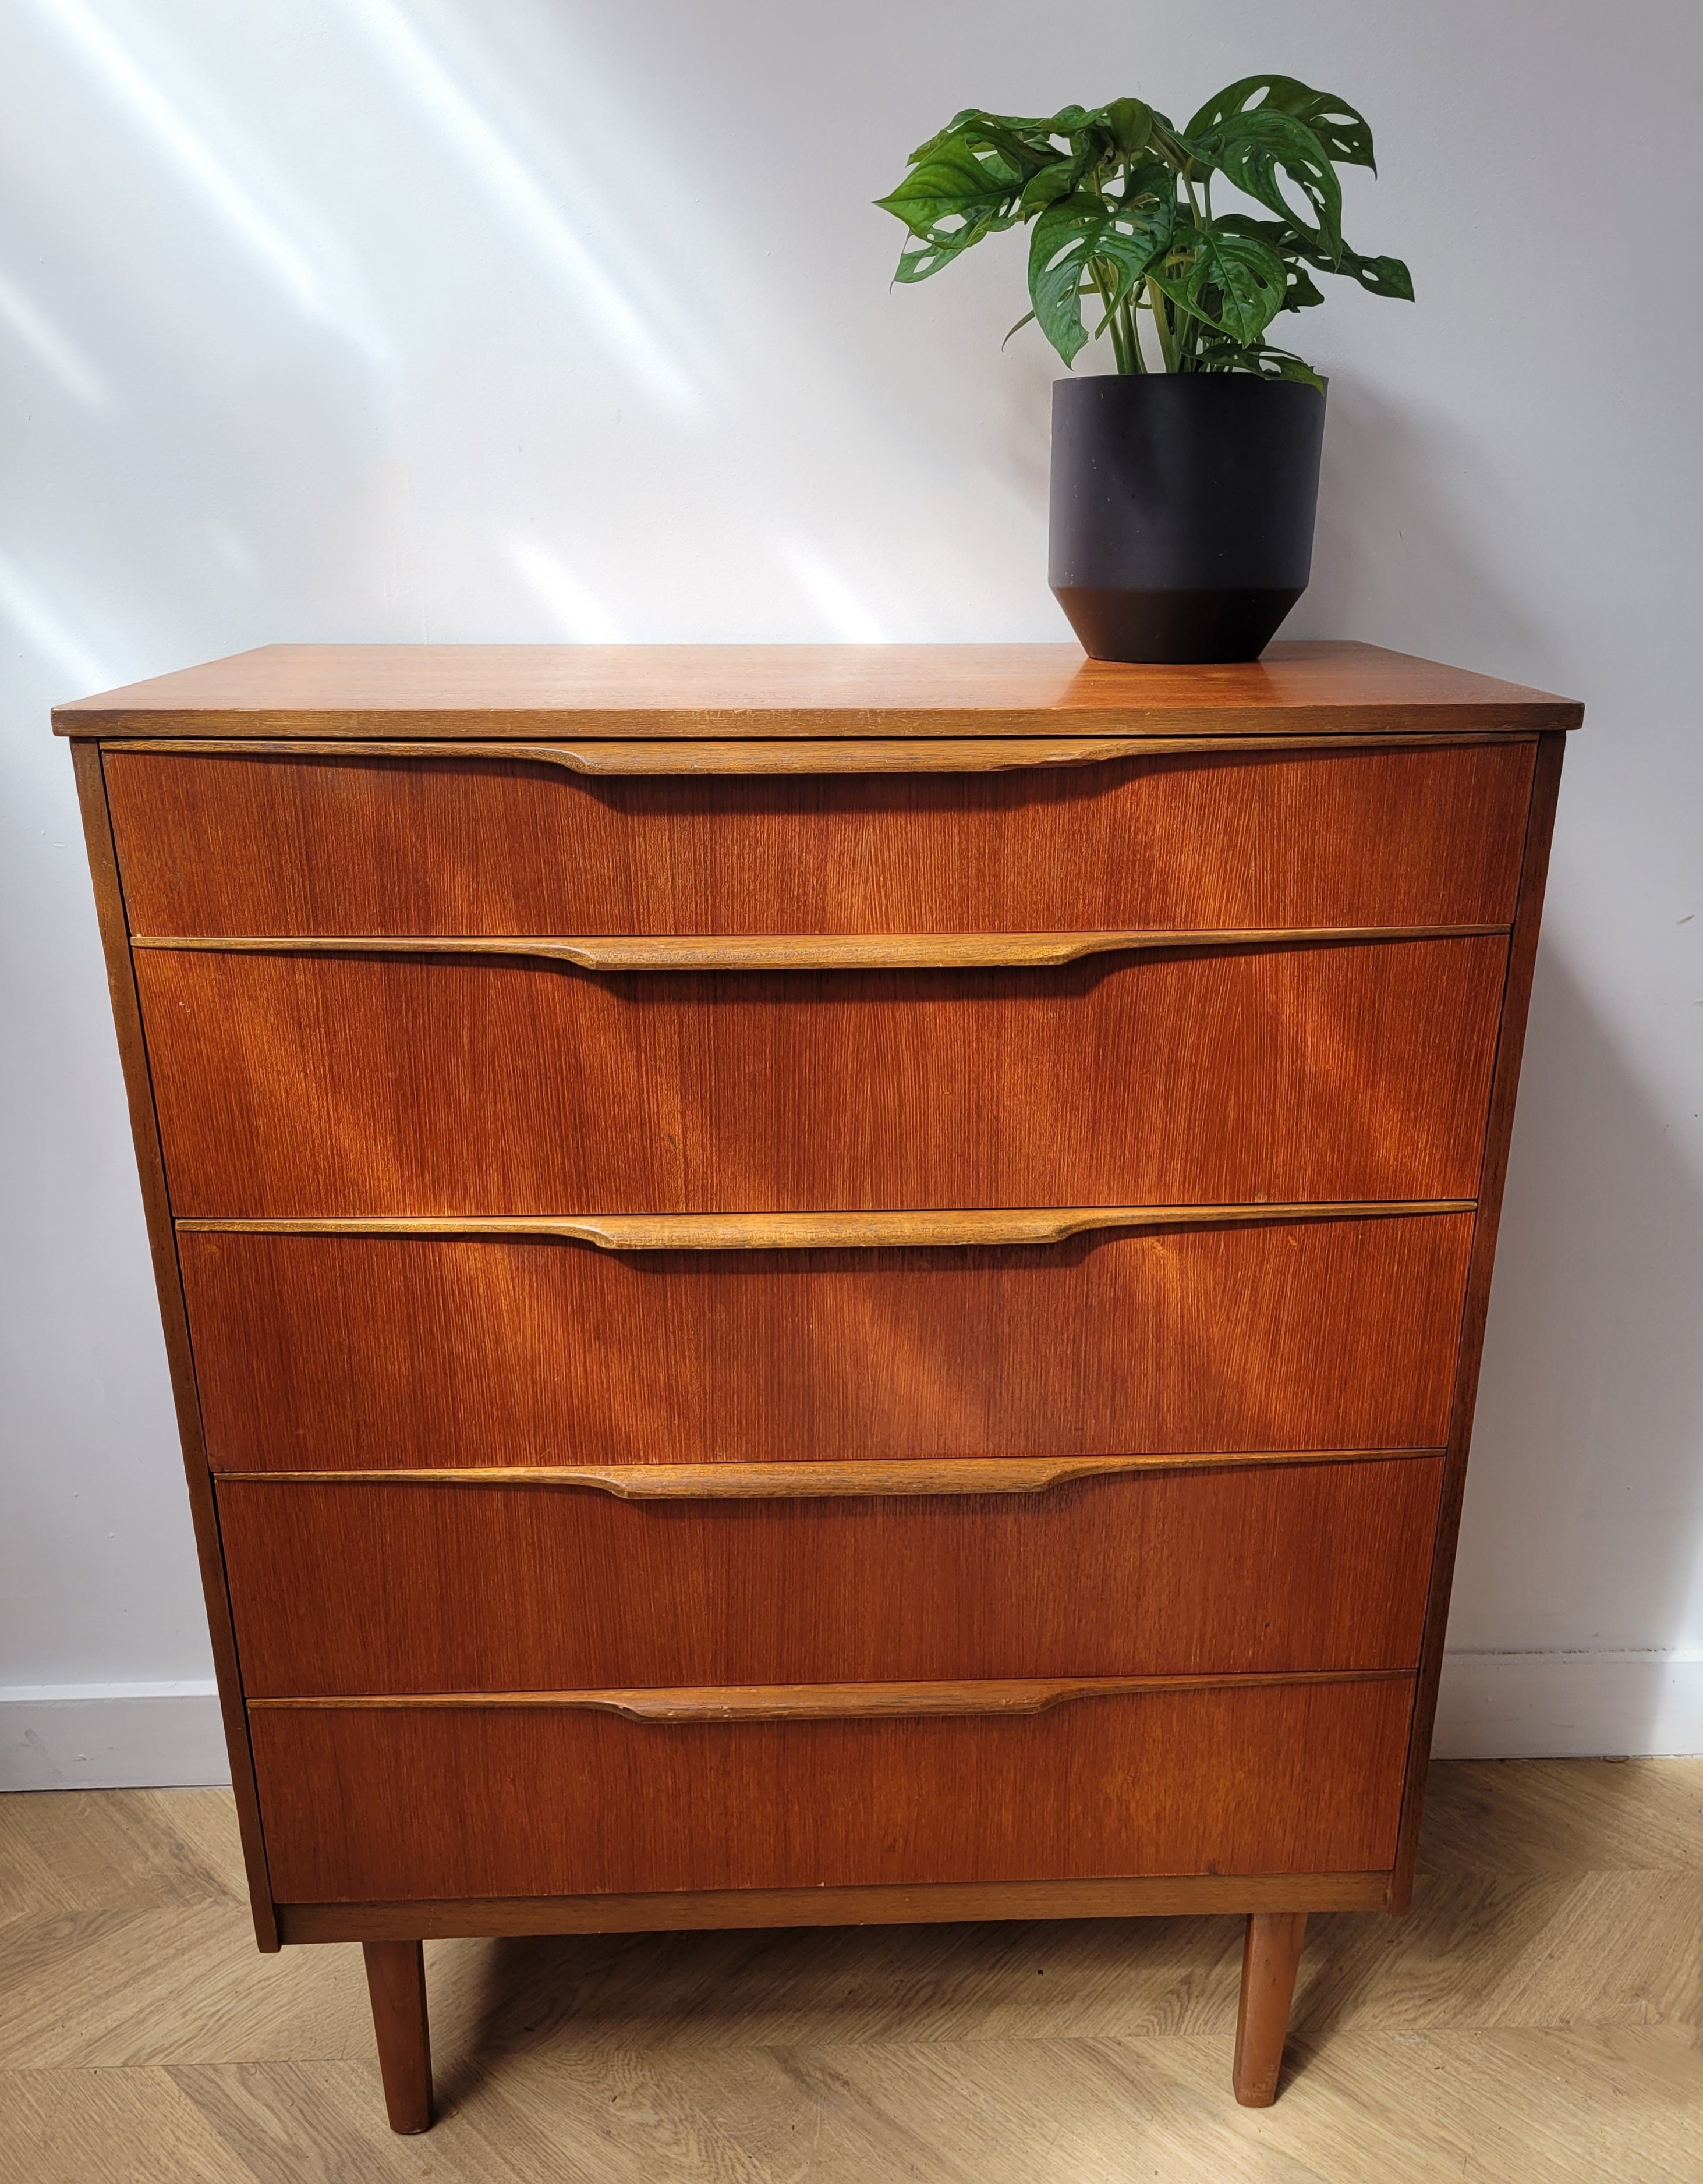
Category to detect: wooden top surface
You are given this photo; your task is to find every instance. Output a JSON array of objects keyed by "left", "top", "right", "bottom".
[{"left": 54, "top": 640, "right": 1581, "bottom": 740}]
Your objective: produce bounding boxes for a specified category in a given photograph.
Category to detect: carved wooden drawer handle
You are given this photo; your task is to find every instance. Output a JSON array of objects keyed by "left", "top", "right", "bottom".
[
  {"left": 132, "top": 925, "right": 1504, "bottom": 970},
  {"left": 249, "top": 1669, "right": 1410, "bottom": 1724},
  {"left": 112, "top": 733, "right": 1528, "bottom": 772},
  {"left": 179, "top": 1202, "right": 1473, "bottom": 1251},
  {"left": 224, "top": 1449, "right": 1433, "bottom": 1497}
]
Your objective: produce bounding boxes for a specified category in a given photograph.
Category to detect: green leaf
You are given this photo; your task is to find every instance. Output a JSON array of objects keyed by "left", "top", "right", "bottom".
[
  {"left": 1195, "top": 335, "right": 1326, "bottom": 389},
  {"left": 880, "top": 87, "right": 1406, "bottom": 362},
  {"left": 874, "top": 133, "right": 1032, "bottom": 282},
  {"left": 1018, "top": 150, "right": 1097, "bottom": 217},
  {"left": 1117, "top": 155, "right": 1176, "bottom": 212},
  {"left": 1011, "top": 101, "right": 1152, "bottom": 205},
  {"left": 1186, "top": 75, "right": 1377, "bottom": 170},
  {"left": 1143, "top": 109, "right": 1197, "bottom": 173},
  {"left": 1211, "top": 212, "right": 1414, "bottom": 302},
  {"left": 1193, "top": 109, "right": 1342, "bottom": 254},
  {"left": 907, "top": 108, "right": 1056, "bottom": 168},
  {"left": 1100, "top": 97, "right": 1153, "bottom": 156},
  {"left": 1026, "top": 188, "right": 1174, "bottom": 364},
  {"left": 1281, "top": 262, "right": 1326, "bottom": 311},
  {"left": 1150, "top": 221, "right": 1289, "bottom": 345},
  {"left": 1332, "top": 243, "right": 1413, "bottom": 298}
]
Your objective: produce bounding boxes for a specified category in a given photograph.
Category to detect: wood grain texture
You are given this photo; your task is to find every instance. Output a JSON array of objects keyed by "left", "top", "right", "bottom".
[
  {"left": 277, "top": 1867, "right": 1388, "bottom": 1940},
  {"left": 1387, "top": 729, "right": 1570, "bottom": 1911},
  {"left": 1233, "top": 1910, "right": 1308, "bottom": 2105},
  {"left": 103, "top": 739, "right": 1536, "bottom": 937},
  {"left": 215, "top": 1448, "right": 1432, "bottom": 1495},
  {"left": 102, "top": 730, "right": 1539, "bottom": 770},
  {"left": 361, "top": 1940, "right": 431, "bottom": 2133},
  {"left": 66, "top": 745, "right": 279, "bottom": 1953},
  {"left": 178, "top": 1215, "right": 1477, "bottom": 1470},
  {"left": 247, "top": 1675, "right": 1416, "bottom": 1901},
  {"left": 137, "top": 939, "right": 1508, "bottom": 1215},
  {"left": 252, "top": 1672, "right": 1407, "bottom": 1718},
  {"left": 55, "top": 640, "right": 1578, "bottom": 2132},
  {"left": 217, "top": 1459, "right": 1444, "bottom": 1695},
  {"left": 55, "top": 639, "right": 1584, "bottom": 738},
  {"left": 132, "top": 923, "right": 1507, "bottom": 968},
  {"left": 178, "top": 1203, "right": 1474, "bottom": 1247}
]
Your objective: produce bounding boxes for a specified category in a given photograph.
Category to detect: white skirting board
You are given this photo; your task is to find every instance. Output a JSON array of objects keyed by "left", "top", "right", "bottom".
[
  {"left": 0, "top": 1683, "right": 228, "bottom": 1789},
  {"left": 3, "top": 1657, "right": 1702, "bottom": 1789},
  {"left": 1430, "top": 1650, "right": 1703, "bottom": 1759}
]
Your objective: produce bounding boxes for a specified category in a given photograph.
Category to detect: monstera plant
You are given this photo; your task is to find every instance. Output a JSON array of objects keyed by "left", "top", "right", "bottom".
[
  {"left": 876, "top": 77, "right": 1412, "bottom": 663},
  {"left": 876, "top": 77, "right": 1411, "bottom": 385}
]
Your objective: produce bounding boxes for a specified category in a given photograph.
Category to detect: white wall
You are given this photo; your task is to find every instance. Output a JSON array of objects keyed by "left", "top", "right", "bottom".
[{"left": 3, "top": 0, "right": 1700, "bottom": 1785}]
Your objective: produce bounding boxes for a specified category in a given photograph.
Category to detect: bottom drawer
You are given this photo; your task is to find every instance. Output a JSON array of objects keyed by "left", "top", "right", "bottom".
[{"left": 250, "top": 1676, "right": 1414, "bottom": 1902}]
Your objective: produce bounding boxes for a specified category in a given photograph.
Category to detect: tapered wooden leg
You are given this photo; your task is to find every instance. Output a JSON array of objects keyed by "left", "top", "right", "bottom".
[
  {"left": 1231, "top": 1911, "right": 1307, "bottom": 2107},
  {"left": 362, "top": 1939, "right": 433, "bottom": 2133}
]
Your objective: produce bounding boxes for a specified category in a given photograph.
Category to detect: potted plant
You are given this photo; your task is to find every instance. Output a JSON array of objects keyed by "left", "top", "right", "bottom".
[{"left": 877, "top": 79, "right": 1412, "bottom": 661}]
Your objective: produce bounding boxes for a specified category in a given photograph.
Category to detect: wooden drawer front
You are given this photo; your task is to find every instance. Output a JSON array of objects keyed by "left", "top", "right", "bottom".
[
  {"left": 250, "top": 1676, "right": 1415, "bottom": 1901},
  {"left": 105, "top": 742, "right": 1533, "bottom": 937},
  {"left": 137, "top": 939, "right": 1505, "bottom": 1215},
  {"left": 220, "top": 1459, "right": 1444, "bottom": 1696},
  {"left": 181, "top": 1216, "right": 1472, "bottom": 1470}
]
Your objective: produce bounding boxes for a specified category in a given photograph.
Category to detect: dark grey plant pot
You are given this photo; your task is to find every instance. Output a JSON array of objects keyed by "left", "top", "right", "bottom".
[{"left": 1049, "top": 373, "right": 1327, "bottom": 663}]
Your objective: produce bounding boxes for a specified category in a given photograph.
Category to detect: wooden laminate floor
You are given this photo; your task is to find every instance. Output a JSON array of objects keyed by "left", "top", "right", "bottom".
[{"left": 1, "top": 1760, "right": 1699, "bottom": 2182}]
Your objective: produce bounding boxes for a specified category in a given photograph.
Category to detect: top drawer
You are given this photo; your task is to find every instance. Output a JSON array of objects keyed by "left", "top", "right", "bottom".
[{"left": 102, "top": 740, "right": 1535, "bottom": 937}]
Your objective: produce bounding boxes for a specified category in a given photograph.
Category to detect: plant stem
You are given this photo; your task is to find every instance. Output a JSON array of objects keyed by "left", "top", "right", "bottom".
[
  {"left": 1120, "top": 290, "right": 1145, "bottom": 371},
  {"left": 1145, "top": 276, "right": 1178, "bottom": 373},
  {"left": 1092, "top": 260, "right": 1133, "bottom": 374}
]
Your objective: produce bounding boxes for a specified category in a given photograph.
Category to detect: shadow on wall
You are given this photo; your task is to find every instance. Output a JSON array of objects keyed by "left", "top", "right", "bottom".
[
  {"left": 1297, "top": 374, "right": 1703, "bottom": 1749},
  {"left": 1452, "top": 937, "right": 1703, "bottom": 1746},
  {"left": 1297, "top": 374, "right": 1557, "bottom": 689}
]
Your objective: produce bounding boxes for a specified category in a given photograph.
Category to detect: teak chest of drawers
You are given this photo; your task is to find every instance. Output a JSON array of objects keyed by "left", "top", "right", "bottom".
[{"left": 59, "top": 640, "right": 1578, "bottom": 2128}]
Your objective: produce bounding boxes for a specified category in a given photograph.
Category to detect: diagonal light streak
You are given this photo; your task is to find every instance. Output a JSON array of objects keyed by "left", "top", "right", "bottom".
[
  {"left": 0, "top": 264, "right": 109, "bottom": 409},
  {"left": 35, "top": 0, "right": 388, "bottom": 364},
  {"left": 505, "top": 536, "right": 622, "bottom": 641},
  {"left": 342, "top": 0, "right": 698, "bottom": 413},
  {"left": 773, "top": 535, "right": 891, "bottom": 643},
  {"left": 0, "top": 549, "right": 114, "bottom": 691}
]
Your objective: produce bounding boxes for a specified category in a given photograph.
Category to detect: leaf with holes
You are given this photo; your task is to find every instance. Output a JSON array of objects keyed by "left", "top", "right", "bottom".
[
  {"left": 1327, "top": 241, "right": 1414, "bottom": 299},
  {"left": 1150, "top": 221, "right": 1290, "bottom": 345},
  {"left": 1187, "top": 76, "right": 1377, "bottom": 171},
  {"left": 1214, "top": 213, "right": 1413, "bottom": 301},
  {"left": 907, "top": 108, "right": 1058, "bottom": 172},
  {"left": 1026, "top": 187, "right": 1174, "bottom": 364},
  {"left": 877, "top": 76, "right": 1408, "bottom": 377},
  {"left": 876, "top": 133, "right": 1032, "bottom": 282},
  {"left": 1194, "top": 109, "right": 1342, "bottom": 254}
]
